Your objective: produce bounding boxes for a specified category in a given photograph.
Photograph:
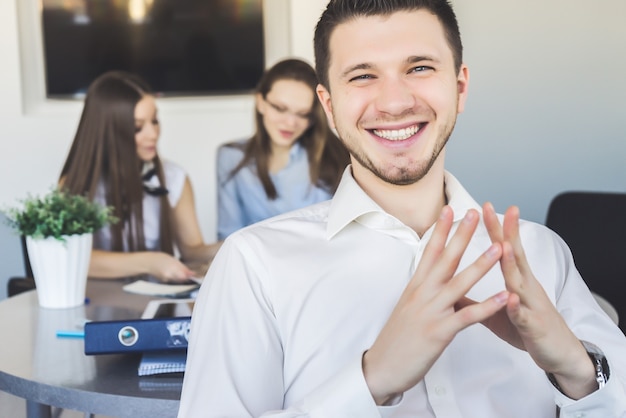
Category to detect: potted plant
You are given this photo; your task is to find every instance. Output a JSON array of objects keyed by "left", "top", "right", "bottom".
[{"left": 3, "top": 188, "right": 116, "bottom": 308}]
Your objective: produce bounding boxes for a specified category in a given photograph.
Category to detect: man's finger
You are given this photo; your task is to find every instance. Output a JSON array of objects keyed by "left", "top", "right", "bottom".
[
  {"left": 482, "top": 202, "right": 503, "bottom": 244},
  {"left": 443, "top": 290, "right": 510, "bottom": 334},
  {"left": 438, "top": 243, "right": 502, "bottom": 309},
  {"left": 423, "top": 209, "right": 481, "bottom": 286}
]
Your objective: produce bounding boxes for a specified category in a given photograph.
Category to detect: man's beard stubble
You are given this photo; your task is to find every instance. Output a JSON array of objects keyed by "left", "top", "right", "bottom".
[{"left": 336, "top": 117, "right": 456, "bottom": 186}]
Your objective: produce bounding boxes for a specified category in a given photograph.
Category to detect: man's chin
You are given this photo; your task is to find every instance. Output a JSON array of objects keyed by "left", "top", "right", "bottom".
[{"left": 369, "top": 163, "right": 433, "bottom": 186}]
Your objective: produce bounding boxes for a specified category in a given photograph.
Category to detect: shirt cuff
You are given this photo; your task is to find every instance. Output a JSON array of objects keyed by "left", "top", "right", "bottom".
[
  {"left": 552, "top": 349, "right": 626, "bottom": 417},
  {"left": 295, "top": 353, "right": 402, "bottom": 418}
]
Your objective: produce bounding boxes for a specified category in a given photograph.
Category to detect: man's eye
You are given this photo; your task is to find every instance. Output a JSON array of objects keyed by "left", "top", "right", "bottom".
[
  {"left": 349, "top": 74, "right": 373, "bottom": 82},
  {"left": 135, "top": 125, "right": 142, "bottom": 133},
  {"left": 410, "top": 66, "right": 433, "bottom": 73}
]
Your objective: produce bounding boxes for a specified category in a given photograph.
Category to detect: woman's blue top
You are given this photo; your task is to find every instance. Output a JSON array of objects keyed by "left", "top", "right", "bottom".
[{"left": 216, "top": 140, "right": 332, "bottom": 240}]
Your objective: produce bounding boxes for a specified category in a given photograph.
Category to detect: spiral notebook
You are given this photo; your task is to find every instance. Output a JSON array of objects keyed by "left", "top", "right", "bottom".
[
  {"left": 137, "top": 299, "right": 193, "bottom": 376},
  {"left": 138, "top": 350, "right": 187, "bottom": 376}
]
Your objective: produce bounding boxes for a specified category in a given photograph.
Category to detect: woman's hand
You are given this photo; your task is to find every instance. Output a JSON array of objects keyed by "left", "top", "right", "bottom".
[{"left": 147, "top": 252, "right": 195, "bottom": 283}]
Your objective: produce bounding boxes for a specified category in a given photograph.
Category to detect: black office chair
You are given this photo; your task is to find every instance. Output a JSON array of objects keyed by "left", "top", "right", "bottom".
[
  {"left": 545, "top": 191, "right": 626, "bottom": 334},
  {"left": 6, "top": 236, "right": 36, "bottom": 297}
]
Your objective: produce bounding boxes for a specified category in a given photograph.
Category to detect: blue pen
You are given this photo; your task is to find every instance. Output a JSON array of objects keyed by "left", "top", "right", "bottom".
[{"left": 56, "top": 330, "right": 85, "bottom": 339}]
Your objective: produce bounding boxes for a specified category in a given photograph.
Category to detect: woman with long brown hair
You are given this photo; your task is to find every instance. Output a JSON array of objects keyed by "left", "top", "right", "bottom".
[
  {"left": 60, "top": 71, "right": 220, "bottom": 282},
  {"left": 217, "top": 58, "right": 349, "bottom": 239}
]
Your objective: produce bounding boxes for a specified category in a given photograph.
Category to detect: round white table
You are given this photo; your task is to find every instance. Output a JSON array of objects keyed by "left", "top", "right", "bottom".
[{"left": 0, "top": 279, "right": 182, "bottom": 418}]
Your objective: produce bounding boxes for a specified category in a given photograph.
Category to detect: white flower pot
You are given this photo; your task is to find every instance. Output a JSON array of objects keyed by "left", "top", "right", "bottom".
[{"left": 26, "top": 233, "right": 92, "bottom": 309}]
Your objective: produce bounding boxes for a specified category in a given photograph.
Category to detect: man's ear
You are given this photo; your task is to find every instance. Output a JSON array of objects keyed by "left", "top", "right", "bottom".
[
  {"left": 456, "top": 64, "right": 470, "bottom": 114},
  {"left": 316, "top": 84, "right": 335, "bottom": 129}
]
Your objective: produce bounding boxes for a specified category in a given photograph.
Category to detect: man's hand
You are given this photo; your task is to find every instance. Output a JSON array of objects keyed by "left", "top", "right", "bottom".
[
  {"left": 363, "top": 206, "right": 509, "bottom": 405},
  {"left": 477, "top": 202, "right": 597, "bottom": 399}
]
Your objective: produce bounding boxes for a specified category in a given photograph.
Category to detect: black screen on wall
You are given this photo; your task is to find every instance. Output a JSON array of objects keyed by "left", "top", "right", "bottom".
[{"left": 41, "top": 0, "right": 265, "bottom": 98}]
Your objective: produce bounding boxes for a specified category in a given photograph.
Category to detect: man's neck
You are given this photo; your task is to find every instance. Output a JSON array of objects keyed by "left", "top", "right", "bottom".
[{"left": 352, "top": 158, "right": 447, "bottom": 237}]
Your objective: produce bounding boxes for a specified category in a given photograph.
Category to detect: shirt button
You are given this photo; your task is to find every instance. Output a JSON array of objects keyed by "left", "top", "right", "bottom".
[
  {"left": 434, "top": 385, "right": 446, "bottom": 396},
  {"left": 574, "top": 413, "right": 586, "bottom": 418}
]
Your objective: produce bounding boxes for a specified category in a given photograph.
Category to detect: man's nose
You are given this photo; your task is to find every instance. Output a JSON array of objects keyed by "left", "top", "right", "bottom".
[{"left": 375, "top": 76, "right": 417, "bottom": 116}]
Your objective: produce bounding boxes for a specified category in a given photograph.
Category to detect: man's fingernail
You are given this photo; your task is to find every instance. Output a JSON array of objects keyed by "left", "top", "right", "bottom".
[
  {"left": 463, "top": 210, "right": 476, "bottom": 223},
  {"left": 486, "top": 244, "right": 499, "bottom": 258},
  {"left": 495, "top": 291, "right": 509, "bottom": 304}
]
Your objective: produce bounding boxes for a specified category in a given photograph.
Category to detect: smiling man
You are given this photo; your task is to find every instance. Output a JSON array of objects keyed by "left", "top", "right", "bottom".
[{"left": 178, "top": 1, "right": 626, "bottom": 417}]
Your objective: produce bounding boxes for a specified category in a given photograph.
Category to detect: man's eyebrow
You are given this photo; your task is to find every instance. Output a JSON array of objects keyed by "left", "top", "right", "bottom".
[
  {"left": 339, "top": 63, "right": 373, "bottom": 79},
  {"left": 339, "top": 56, "right": 442, "bottom": 79},
  {"left": 407, "top": 55, "right": 440, "bottom": 64}
]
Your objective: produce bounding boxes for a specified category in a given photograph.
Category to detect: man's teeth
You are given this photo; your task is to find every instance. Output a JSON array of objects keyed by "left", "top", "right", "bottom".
[{"left": 373, "top": 125, "right": 420, "bottom": 140}]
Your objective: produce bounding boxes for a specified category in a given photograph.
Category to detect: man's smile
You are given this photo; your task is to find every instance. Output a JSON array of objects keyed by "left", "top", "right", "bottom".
[{"left": 372, "top": 123, "right": 423, "bottom": 141}]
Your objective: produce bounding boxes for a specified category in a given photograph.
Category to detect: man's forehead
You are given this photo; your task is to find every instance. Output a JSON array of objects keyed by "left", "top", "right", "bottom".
[{"left": 326, "top": 10, "right": 450, "bottom": 74}]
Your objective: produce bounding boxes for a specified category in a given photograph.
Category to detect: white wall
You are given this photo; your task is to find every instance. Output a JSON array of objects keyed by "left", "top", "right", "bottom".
[
  {"left": 285, "top": 0, "right": 626, "bottom": 223},
  {"left": 0, "top": 0, "right": 324, "bottom": 246},
  {"left": 0, "top": 0, "right": 325, "bottom": 299},
  {"left": 449, "top": 0, "right": 626, "bottom": 221},
  {"left": 1, "top": 0, "right": 625, "bottom": 250}
]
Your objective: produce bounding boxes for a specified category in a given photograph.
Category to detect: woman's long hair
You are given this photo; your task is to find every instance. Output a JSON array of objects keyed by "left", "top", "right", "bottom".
[
  {"left": 227, "top": 58, "right": 349, "bottom": 199},
  {"left": 59, "top": 71, "right": 174, "bottom": 254}
]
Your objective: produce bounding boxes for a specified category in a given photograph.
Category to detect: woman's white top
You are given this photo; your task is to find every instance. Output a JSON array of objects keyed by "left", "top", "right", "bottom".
[{"left": 93, "top": 160, "right": 186, "bottom": 251}]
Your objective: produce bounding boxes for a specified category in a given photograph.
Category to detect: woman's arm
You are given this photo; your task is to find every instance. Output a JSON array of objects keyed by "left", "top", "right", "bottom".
[
  {"left": 89, "top": 249, "right": 195, "bottom": 282},
  {"left": 172, "top": 177, "right": 222, "bottom": 268},
  {"left": 61, "top": 176, "right": 194, "bottom": 282},
  {"left": 216, "top": 145, "right": 246, "bottom": 240}
]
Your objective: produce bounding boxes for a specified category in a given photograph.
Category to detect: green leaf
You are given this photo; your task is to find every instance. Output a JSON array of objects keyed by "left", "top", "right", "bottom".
[{"left": 1, "top": 187, "right": 118, "bottom": 241}]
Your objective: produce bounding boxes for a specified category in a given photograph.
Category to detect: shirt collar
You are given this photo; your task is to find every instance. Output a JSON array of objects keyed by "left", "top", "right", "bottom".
[
  {"left": 290, "top": 141, "right": 305, "bottom": 159},
  {"left": 327, "top": 166, "right": 481, "bottom": 240},
  {"left": 444, "top": 170, "right": 482, "bottom": 222},
  {"left": 269, "top": 143, "right": 304, "bottom": 174}
]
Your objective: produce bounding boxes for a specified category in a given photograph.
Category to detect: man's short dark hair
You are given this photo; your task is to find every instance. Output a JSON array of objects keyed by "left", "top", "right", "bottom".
[{"left": 314, "top": 0, "right": 463, "bottom": 90}]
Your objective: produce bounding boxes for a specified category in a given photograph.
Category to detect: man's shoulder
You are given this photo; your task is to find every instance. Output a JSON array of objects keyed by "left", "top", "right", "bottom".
[
  {"left": 515, "top": 217, "right": 573, "bottom": 264},
  {"left": 518, "top": 217, "right": 559, "bottom": 240},
  {"left": 230, "top": 200, "right": 332, "bottom": 241}
]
